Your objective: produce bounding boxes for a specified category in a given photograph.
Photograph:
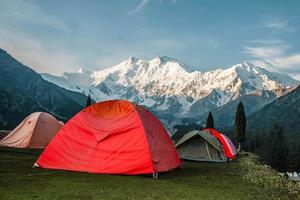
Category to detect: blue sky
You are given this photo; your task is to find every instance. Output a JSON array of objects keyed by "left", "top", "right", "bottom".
[{"left": 0, "top": 0, "right": 299, "bottom": 79}]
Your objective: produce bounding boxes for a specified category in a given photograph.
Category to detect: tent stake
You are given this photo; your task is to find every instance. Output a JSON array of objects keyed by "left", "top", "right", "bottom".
[{"left": 152, "top": 172, "right": 158, "bottom": 180}]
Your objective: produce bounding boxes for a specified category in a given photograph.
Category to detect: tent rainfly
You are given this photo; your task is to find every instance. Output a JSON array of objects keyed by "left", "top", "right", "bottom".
[
  {"left": 0, "top": 112, "right": 63, "bottom": 148},
  {"left": 205, "top": 128, "right": 237, "bottom": 160},
  {"left": 35, "top": 100, "right": 181, "bottom": 175}
]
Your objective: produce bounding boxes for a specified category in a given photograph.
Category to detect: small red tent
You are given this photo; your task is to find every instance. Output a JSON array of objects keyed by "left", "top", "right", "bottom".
[
  {"left": 35, "top": 100, "right": 181, "bottom": 175},
  {"left": 204, "top": 128, "right": 237, "bottom": 160}
]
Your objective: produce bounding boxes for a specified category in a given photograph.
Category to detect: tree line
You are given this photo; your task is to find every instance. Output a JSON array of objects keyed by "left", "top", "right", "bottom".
[{"left": 206, "top": 102, "right": 299, "bottom": 172}]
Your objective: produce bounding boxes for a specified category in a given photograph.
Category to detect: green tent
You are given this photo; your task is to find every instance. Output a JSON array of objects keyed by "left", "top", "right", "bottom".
[{"left": 175, "top": 130, "right": 227, "bottom": 162}]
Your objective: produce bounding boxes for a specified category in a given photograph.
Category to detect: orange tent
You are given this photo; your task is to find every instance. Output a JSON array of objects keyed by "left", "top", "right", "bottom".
[
  {"left": 0, "top": 112, "right": 63, "bottom": 148},
  {"left": 35, "top": 100, "right": 181, "bottom": 175}
]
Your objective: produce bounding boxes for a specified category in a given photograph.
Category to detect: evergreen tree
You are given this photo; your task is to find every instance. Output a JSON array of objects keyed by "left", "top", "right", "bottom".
[
  {"left": 259, "top": 131, "right": 273, "bottom": 165},
  {"left": 269, "top": 124, "right": 287, "bottom": 172},
  {"left": 234, "top": 102, "right": 246, "bottom": 151},
  {"left": 286, "top": 140, "right": 300, "bottom": 171},
  {"left": 205, "top": 111, "right": 214, "bottom": 129},
  {"left": 85, "top": 94, "right": 91, "bottom": 107}
]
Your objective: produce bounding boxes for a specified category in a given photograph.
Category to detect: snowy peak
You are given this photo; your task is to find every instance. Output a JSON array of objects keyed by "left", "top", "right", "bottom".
[
  {"left": 232, "top": 62, "right": 256, "bottom": 70},
  {"left": 151, "top": 56, "right": 178, "bottom": 65},
  {"left": 90, "top": 56, "right": 191, "bottom": 86},
  {"left": 118, "top": 56, "right": 190, "bottom": 73},
  {"left": 122, "top": 56, "right": 140, "bottom": 66},
  {"left": 77, "top": 68, "right": 93, "bottom": 75},
  {"left": 151, "top": 56, "right": 192, "bottom": 72},
  {"left": 41, "top": 57, "right": 299, "bottom": 118},
  {"left": 228, "top": 62, "right": 298, "bottom": 94}
]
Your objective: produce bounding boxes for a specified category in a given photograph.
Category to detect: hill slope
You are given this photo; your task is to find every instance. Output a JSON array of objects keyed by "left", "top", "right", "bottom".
[
  {"left": 247, "top": 86, "right": 300, "bottom": 135},
  {"left": 0, "top": 86, "right": 44, "bottom": 129},
  {"left": 196, "top": 92, "right": 277, "bottom": 128},
  {"left": 0, "top": 48, "right": 85, "bottom": 129}
]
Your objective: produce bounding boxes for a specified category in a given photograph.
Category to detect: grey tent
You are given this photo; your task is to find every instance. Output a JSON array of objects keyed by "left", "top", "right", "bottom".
[{"left": 175, "top": 130, "right": 227, "bottom": 162}]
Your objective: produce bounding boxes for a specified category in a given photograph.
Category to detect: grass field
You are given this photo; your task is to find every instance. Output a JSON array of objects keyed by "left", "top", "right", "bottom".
[{"left": 1, "top": 148, "right": 299, "bottom": 200}]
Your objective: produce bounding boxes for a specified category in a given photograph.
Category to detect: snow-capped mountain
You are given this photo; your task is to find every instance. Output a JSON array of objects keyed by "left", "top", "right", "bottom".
[{"left": 42, "top": 56, "right": 299, "bottom": 124}]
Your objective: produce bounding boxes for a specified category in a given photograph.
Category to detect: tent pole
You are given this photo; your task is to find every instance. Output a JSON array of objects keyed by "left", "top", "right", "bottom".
[{"left": 205, "top": 142, "right": 212, "bottom": 160}]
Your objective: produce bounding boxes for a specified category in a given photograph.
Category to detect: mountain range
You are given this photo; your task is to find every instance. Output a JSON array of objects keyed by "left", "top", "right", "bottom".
[
  {"left": 0, "top": 46, "right": 299, "bottom": 131},
  {"left": 42, "top": 56, "right": 299, "bottom": 128}
]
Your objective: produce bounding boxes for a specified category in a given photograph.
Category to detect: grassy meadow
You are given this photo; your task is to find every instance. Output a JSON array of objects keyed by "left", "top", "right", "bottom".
[{"left": 1, "top": 148, "right": 299, "bottom": 200}]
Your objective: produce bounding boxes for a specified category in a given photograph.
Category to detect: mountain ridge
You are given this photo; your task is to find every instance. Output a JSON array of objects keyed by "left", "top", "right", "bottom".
[
  {"left": 42, "top": 56, "right": 299, "bottom": 125},
  {"left": 0, "top": 48, "right": 86, "bottom": 129},
  {"left": 247, "top": 85, "right": 300, "bottom": 135}
]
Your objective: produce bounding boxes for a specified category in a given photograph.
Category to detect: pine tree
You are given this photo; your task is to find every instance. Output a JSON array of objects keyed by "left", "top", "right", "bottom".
[
  {"left": 269, "top": 124, "right": 287, "bottom": 172},
  {"left": 205, "top": 111, "right": 214, "bottom": 129},
  {"left": 234, "top": 102, "right": 246, "bottom": 151},
  {"left": 85, "top": 94, "right": 91, "bottom": 108}
]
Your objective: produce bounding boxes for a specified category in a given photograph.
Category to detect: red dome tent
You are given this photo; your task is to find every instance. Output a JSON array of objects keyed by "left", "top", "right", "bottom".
[
  {"left": 205, "top": 128, "right": 237, "bottom": 160},
  {"left": 35, "top": 100, "right": 181, "bottom": 175}
]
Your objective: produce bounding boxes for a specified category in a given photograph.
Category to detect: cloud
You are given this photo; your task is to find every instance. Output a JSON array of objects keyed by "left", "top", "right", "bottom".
[
  {"left": 245, "top": 39, "right": 285, "bottom": 45},
  {"left": 0, "top": 0, "right": 68, "bottom": 31},
  {"left": 129, "top": 0, "right": 178, "bottom": 15},
  {"left": 244, "top": 44, "right": 300, "bottom": 80},
  {"left": 0, "top": 29, "right": 80, "bottom": 75},
  {"left": 128, "top": 0, "right": 150, "bottom": 15},
  {"left": 262, "top": 17, "right": 296, "bottom": 32},
  {"left": 289, "top": 73, "right": 300, "bottom": 80},
  {"left": 0, "top": 0, "right": 68, "bottom": 30},
  {"left": 158, "top": 0, "right": 178, "bottom": 4},
  {"left": 0, "top": 0, "right": 76, "bottom": 74},
  {"left": 268, "top": 54, "right": 300, "bottom": 72},
  {"left": 249, "top": 54, "right": 300, "bottom": 72},
  {"left": 244, "top": 46, "right": 287, "bottom": 59},
  {"left": 263, "top": 19, "right": 287, "bottom": 29}
]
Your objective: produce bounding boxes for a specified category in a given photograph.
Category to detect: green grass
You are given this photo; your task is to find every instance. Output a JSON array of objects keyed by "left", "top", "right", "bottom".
[{"left": 1, "top": 148, "right": 299, "bottom": 200}]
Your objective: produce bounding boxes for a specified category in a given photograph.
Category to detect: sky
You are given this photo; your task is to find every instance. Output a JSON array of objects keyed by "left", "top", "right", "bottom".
[{"left": 0, "top": 0, "right": 300, "bottom": 79}]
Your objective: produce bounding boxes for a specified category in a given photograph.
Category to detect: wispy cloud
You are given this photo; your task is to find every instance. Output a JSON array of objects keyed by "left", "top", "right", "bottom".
[
  {"left": 261, "top": 17, "right": 296, "bottom": 32},
  {"left": 263, "top": 19, "right": 287, "bottom": 29},
  {"left": 0, "top": 0, "right": 68, "bottom": 31},
  {"left": 245, "top": 39, "right": 285, "bottom": 45},
  {"left": 0, "top": 0, "right": 75, "bottom": 74},
  {"left": 129, "top": 0, "right": 178, "bottom": 15},
  {"left": 268, "top": 54, "right": 300, "bottom": 72},
  {"left": 244, "top": 44, "right": 300, "bottom": 80},
  {"left": 0, "top": 29, "right": 80, "bottom": 75},
  {"left": 289, "top": 73, "right": 300, "bottom": 80},
  {"left": 244, "top": 46, "right": 287, "bottom": 59},
  {"left": 128, "top": 0, "right": 150, "bottom": 15},
  {"left": 247, "top": 16, "right": 300, "bottom": 79},
  {"left": 249, "top": 54, "right": 300, "bottom": 72}
]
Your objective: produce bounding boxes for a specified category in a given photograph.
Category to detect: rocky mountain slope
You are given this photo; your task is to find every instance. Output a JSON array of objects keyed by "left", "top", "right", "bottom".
[
  {"left": 0, "top": 48, "right": 85, "bottom": 129},
  {"left": 0, "top": 86, "right": 45, "bottom": 129},
  {"left": 247, "top": 85, "right": 300, "bottom": 135}
]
